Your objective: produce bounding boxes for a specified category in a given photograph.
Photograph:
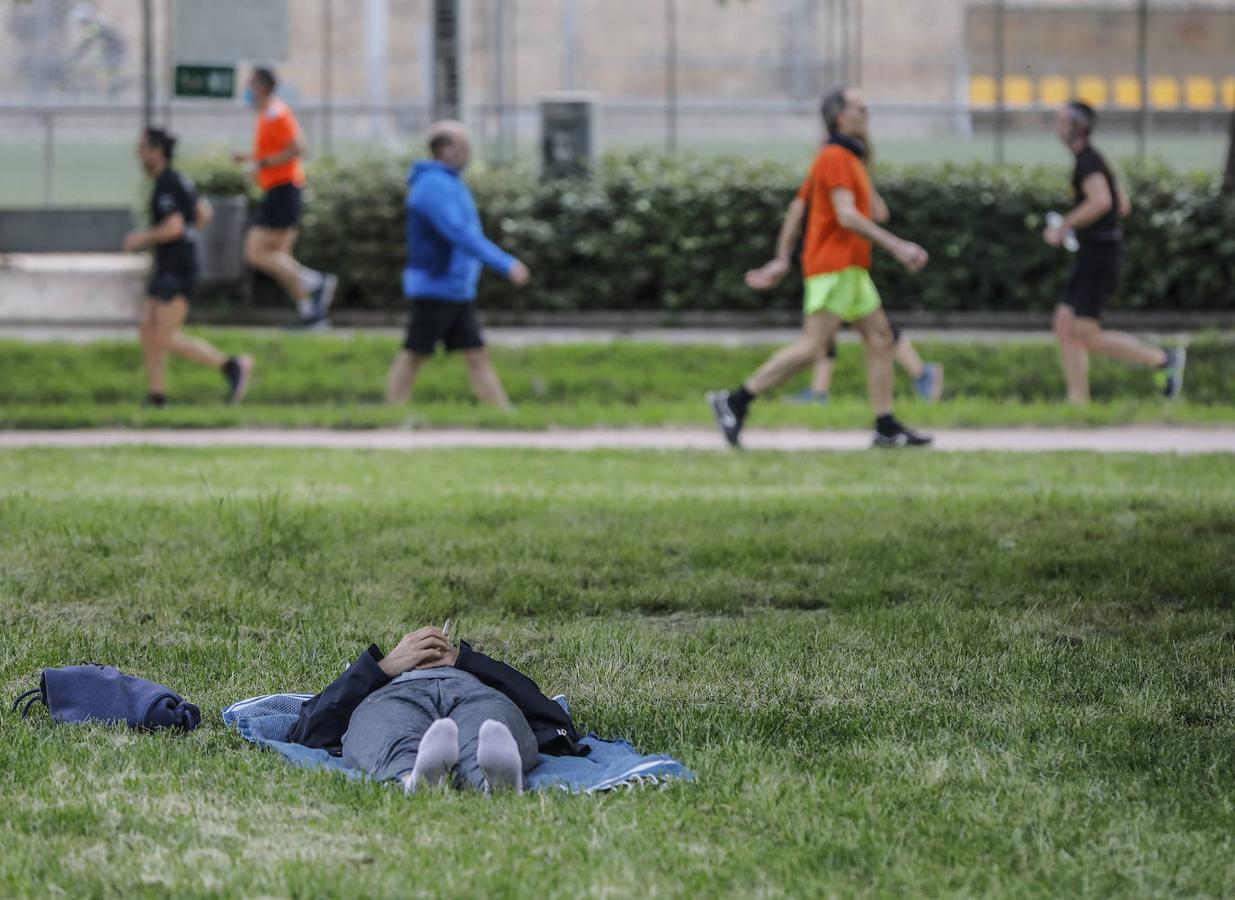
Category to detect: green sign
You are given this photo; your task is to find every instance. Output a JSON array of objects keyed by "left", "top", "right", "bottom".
[{"left": 174, "top": 65, "right": 235, "bottom": 99}]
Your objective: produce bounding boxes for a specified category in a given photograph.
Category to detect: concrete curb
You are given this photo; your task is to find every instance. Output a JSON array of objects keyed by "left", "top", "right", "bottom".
[{"left": 2, "top": 426, "right": 1233, "bottom": 454}]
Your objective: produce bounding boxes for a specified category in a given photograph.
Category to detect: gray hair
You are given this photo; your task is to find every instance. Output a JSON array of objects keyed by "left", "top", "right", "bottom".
[{"left": 820, "top": 88, "right": 849, "bottom": 136}]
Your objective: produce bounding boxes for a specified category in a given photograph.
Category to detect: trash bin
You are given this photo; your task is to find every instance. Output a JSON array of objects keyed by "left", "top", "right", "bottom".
[
  {"left": 540, "top": 93, "right": 599, "bottom": 180},
  {"left": 197, "top": 195, "right": 248, "bottom": 284}
]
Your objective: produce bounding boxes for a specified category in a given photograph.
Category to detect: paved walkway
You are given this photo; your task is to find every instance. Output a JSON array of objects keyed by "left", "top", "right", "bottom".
[
  {"left": 2, "top": 427, "right": 1233, "bottom": 454},
  {"left": 0, "top": 324, "right": 1094, "bottom": 346}
]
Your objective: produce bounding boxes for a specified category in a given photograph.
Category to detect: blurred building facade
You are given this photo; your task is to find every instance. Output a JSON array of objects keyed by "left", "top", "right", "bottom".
[{"left": 0, "top": 0, "right": 1231, "bottom": 205}]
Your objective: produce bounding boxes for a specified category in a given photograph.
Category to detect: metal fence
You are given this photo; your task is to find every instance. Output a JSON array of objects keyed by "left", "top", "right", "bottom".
[{"left": 2, "top": 0, "right": 1232, "bottom": 207}]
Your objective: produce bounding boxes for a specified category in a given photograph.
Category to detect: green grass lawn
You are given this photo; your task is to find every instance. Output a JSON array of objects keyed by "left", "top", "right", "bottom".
[
  {"left": 2, "top": 333, "right": 1234, "bottom": 430},
  {"left": 1, "top": 448, "right": 1233, "bottom": 896}
]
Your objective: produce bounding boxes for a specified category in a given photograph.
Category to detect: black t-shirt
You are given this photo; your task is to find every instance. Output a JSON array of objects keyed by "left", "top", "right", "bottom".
[
  {"left": 150, "top": 167, "right": 198, "bottom": 271},
  {"left": 1071, "top": 144, "right": 1122, "bottom": 243}
]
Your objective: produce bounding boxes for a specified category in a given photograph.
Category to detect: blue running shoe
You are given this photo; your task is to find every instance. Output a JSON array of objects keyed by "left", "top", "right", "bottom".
[
  {"left": 1155, "top": 347, "right": 1186, "bottom": 400},
  {"left": 913, "top": 362, "right": 944, "bottom": 402},
  {"left": 789, "top": 388, "right": 829, "bottom": 405}
]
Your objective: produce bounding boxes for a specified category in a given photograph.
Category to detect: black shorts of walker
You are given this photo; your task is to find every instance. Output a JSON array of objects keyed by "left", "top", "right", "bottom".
[
  {"left": 1063, "top": 240, "right": 1122, "bottom": 320},
  {"left": 404, "top": 298, "right": 486, "bottom": 355},
  {"left": 146, "top": 266, "right": 198, "bottom": 303},
  {"left": 254, "top": 183, "right": 303, "bottom": 230}
]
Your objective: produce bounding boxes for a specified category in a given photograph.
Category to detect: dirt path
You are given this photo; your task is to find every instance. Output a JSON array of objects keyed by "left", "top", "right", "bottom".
[{"left": 2, "top": 426, "right": 1234, "bottom": 454}]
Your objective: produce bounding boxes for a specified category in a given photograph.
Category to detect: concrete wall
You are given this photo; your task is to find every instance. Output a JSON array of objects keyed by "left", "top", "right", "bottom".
[
  {"left": 3, "top": 1, "right": 1231, "bottom": 107},
  {"left": 0, "top": 253, "right": 146, "bottom": 324}
]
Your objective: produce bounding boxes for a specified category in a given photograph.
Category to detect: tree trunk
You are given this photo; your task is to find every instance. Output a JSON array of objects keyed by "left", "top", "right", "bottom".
[{"left": 1225, "top": 108, "right": 1235, "bottom": 194}]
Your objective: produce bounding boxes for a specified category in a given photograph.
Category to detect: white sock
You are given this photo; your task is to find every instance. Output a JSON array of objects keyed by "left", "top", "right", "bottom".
[
  {"left": 296, "top": 298, "right": 315, "bottom": 320},
  {"left": 403, "top": 718, "right": 459, "bottom": 793},
  {"left": 299, "top": 268, "right": 324, "bottom": 292},
  {"left": 476, "top": 719, "right": 523, "bottom": 794}
]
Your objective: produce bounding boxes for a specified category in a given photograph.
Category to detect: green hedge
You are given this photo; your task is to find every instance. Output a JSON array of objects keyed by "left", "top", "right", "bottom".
[{"left": 186, "top": 151, "right": 1235, "bottom": 314}]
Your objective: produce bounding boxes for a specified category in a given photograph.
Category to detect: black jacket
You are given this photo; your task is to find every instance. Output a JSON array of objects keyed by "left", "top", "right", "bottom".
[{"left": 286, "top": 641, "right": 587, "bottom": 757}]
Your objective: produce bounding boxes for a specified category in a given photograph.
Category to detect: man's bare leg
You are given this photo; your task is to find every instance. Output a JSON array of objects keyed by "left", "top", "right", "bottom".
[
  {"left": 1054, "top": 304, "right": 1091, "bottom": 404},
  {"left": 244, "top": 226, "right": 311, "bottom": 301},
  {"left": 810, "top": 354, "right": 835, "bottom": 393},
  {"left": 708, "top": 311, "right": 842, "bottom": 447},
  {"left": 1073, "top": 317, "right": 1168, "bottom": 368},
  {"left": 852, "top": 308, "right": 896, "bottom": 417},
  {"left": 893, "top": 336, "right": 925, "bottom": 380},
  {"left": 745, "top": 311, "right": 843, "bottom": 395},
  {"left": 385, "top": 350, "right": 427, "bottom": 405},
  {"left": 464, "top": 348, "right": 513, "bottom": 410},
  {"left": 854, "top": 309, "right": 932, "bottom": 446}
]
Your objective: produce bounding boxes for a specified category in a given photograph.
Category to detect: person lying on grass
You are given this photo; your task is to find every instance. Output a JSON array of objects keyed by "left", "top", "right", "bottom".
[{"left": 288, "top": 626, "right": 586, "bottom": 794}]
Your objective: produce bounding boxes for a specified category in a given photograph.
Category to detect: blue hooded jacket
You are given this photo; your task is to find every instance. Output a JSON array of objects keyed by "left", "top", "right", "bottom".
[{"left": 403, "top": 160, "right": 515, "bottom": 302}]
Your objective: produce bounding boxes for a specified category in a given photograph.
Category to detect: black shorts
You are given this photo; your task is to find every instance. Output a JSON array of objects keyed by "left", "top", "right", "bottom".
[
  {"left": 254, "top": 183, "right": 302, "bottom": 230},
  {"left": 146, "top": 267, "right": 197, "bottom": 302},
  {"left": 403, "top": 299, "right": 485, "bottom": 355},
  {"left": 1063, "top": 241, "right": 1122, "bottom": 320}
]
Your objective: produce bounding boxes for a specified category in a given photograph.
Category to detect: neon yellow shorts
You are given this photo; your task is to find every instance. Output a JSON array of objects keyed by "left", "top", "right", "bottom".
[{"left": 803, "top": 267, "right": 882, "bottom": 322}]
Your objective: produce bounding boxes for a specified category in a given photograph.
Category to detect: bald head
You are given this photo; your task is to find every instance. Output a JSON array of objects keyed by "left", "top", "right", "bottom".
[{"left": 428, "top": 120, "right": 471, "bottom": 171}]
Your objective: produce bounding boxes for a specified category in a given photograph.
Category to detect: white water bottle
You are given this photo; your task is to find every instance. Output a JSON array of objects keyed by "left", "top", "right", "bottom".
[{"left": 1046, "top": 212, "right": 1080, "bottom": 253}]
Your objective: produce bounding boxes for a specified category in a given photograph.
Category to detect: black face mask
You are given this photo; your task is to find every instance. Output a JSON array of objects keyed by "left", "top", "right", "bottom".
[{"left": 828, "top": 133, "right": 868, "bottom": 162}]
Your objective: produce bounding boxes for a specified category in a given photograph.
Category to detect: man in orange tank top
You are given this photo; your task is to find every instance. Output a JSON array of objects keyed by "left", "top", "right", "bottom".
[
  {"left": 233, "top": 67, "right": 337, "bottom": 329},
  {"left": 707, "top": 87, "right": 932, "bottom": 449}
]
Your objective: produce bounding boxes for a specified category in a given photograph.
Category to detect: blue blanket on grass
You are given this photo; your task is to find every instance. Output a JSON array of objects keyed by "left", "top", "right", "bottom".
[{"left": 222, "top": 693, "right": 693, "bottom": 794}]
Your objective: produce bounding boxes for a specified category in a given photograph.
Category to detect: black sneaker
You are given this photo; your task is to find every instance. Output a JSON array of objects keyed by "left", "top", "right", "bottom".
[
  {"left": 143, "top": 393, "right": 167, "bottom": 409},
  {"left": 223, "top": 355, "right": 254, "bottom": 404},
  {"left": 707, "top": 390, "right": 745, "bottom": 448},
  {"left": 872, "top": 417, "right": 932, "bottom": 448},
  {"left": 1156, "top": 347, "right": 1187, "bottom": 400}
]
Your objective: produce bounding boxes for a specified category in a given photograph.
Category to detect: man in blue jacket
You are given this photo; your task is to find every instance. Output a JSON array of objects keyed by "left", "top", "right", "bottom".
[{"left": 385, "top": 121, "right": 530, "bottom": 409}]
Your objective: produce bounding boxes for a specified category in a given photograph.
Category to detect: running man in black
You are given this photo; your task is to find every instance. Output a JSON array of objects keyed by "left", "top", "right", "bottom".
[
  {"left": 124, "top": 128, "right": 252, "bottom": 406},
  {"left": 1045, "top": 101, "right": 1185, "bottom": 403}
]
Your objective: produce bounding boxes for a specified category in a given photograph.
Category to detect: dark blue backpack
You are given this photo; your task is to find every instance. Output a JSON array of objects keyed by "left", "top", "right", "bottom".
[{"left": 11, "top": 664, "right": 200, "bottom": 732}]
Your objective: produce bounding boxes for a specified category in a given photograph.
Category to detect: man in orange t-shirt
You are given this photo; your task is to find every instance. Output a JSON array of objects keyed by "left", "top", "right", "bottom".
[
  {"left": 233, "top": 67, "right": 336, "bottom": 329},
  {"left": 707, "top": 87, "right": 933, "bottom": 448}
]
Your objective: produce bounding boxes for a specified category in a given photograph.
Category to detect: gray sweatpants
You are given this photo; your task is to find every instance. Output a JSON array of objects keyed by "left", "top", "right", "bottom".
[{"left": 341, "top": 667, "right": 539, "bottom": 788}]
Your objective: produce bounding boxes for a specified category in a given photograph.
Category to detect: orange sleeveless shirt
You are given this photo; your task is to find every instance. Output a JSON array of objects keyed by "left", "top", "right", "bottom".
[{"left": 253, "top": 98, "right": 305, "bottom": 192}]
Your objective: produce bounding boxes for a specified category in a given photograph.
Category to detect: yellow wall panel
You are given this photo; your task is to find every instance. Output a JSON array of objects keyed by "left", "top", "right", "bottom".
[
  {"left": 1185, "top": 77, "right": 1216, "bottom": 110},
  {"left": 969, "top": 75, "right": 997, "bottom": 106},
  {"left": 1003, "top": 76, "right": 1034, "bottom": 106},
  {"left": 1113, "top": 76, "right": 1141, "bottom": 109},
  {"left": 1039, "top": 76, "right": 1070, "bottom": 106},
  {"left": 1149, "top": 76, "right": 1181, "bottom": 109},
  {"left": 1076, "top": 76, "right": 1108, "bottom": 107},
  {"left": 972, "top": 72, "right": 1229, "bottom": 111}
]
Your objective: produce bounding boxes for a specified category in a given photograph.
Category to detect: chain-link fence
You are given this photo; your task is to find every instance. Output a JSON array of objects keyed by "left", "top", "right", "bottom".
[{"left": 1, "top": 0, "right": 1232, "bottom": 206}]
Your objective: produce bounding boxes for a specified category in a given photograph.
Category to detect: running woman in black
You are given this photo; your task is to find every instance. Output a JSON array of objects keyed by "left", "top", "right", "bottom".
[
  {"left": 124, "top": 128, "right": 253, "bottom": 406},
  {"left": 1045, "top": 101, "right": 1185, "bottom": 404}
]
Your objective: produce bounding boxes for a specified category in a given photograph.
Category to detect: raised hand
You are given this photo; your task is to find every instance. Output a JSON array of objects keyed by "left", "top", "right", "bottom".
[
  {"left": 509, "top": 260, "right": 531, "bottom": 287},
  {"left": 378, "top": 626, "right": 452, "bottom": 677},
  {"left": 894, "top": 240, "right": 929, "bottom": 273},
  {"left": 744, "top": 258, "right": 790, "bottom": 291}
]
